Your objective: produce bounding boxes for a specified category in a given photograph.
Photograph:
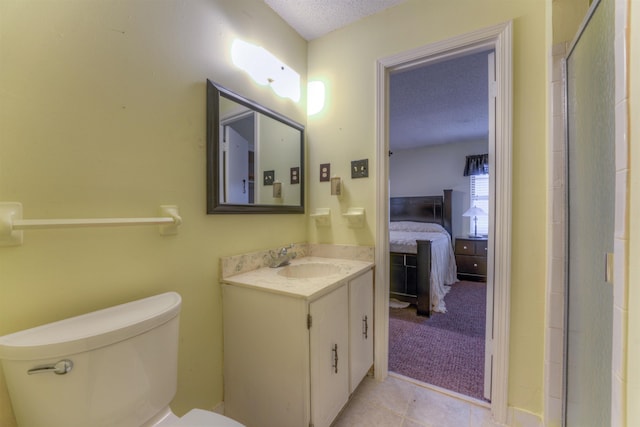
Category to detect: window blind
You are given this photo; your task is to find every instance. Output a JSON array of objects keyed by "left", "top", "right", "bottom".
[{"left": 470, "top": 174, "right": 489, "bottom": 235}]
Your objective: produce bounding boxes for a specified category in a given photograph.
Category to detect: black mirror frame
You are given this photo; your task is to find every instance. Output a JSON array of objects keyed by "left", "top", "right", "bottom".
[{"left": 206, "top": 80, "right": 305, "bottom": 214}]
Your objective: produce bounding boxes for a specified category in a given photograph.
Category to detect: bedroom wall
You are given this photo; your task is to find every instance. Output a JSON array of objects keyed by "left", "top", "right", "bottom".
[
  {"left": 0, "top": 1, "right": 307, "bottom": 425},
  {"left": 389, "top": 140, "right": 488, "bottom": 238},
  {"left": 307, "top": 0, "right": 549, "bottom": 418}
]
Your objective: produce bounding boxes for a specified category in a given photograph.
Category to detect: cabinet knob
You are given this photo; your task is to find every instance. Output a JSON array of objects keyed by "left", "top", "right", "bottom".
[
  {"left": 463, "top": 245, "right": 468, "bottom": 250},
  {"left": 473, "top": 263, "right": 478, "bottom": 268}
]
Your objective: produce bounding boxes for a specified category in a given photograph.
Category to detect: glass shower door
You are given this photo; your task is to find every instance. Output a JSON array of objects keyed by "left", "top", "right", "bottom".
[{"left": 565, "top": 0, "right": 615, "bottom": 425}]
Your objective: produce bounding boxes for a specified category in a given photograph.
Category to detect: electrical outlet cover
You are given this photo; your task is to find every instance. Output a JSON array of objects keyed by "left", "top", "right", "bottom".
[
  {"left": 290, "top": 167, "right": 300, "bottom": 184},
  {"left": 351, "top": 159, "right": 368, "bottom": 178},
  {"left": 320, "top": 163, "right": 330, "bottom": 182}
]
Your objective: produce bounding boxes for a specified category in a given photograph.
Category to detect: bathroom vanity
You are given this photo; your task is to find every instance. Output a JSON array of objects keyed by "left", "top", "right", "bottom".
[{"left": 221, "top": 257, "right": 374, "bottom": 427}]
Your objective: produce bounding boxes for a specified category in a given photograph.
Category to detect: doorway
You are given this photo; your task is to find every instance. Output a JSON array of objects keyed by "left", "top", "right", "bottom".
[
  {"left": 373, "top": 22, "right": 512, "bottom": 423},
  {"left": 220, "top": 112, "right": 256, "bottom": 204},
  {"left": 386, "top": 50, "right": 491, "bottom": 402}
]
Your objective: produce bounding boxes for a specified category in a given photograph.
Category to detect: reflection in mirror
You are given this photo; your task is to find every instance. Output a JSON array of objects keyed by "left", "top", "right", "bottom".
[{"left": 206, "top": 80, "right": 304, "bottom": 214}]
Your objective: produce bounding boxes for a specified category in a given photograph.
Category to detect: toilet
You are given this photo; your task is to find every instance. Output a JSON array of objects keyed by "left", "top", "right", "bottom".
[{"left": 0, "top": 292, "right": 244, "bottom": 427}]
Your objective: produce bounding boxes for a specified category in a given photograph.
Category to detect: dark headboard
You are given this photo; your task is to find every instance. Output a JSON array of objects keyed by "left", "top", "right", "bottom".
[{"left": 390, "top": 189, "right": 452, "bottom": 236}]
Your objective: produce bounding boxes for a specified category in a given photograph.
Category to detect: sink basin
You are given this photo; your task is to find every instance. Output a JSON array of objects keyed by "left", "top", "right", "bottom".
[{"left": 277, "top": 262, "right": 340, "bottom": 278}]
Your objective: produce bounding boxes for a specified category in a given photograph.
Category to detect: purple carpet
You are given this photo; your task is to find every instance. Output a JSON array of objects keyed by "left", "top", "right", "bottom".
[{"left": 388, "top": 280, "right": 487, "bottom": 400}]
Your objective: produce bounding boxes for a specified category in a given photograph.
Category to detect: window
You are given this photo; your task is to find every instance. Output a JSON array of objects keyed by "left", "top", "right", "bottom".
[{"left": 470, "top": 174, "right": 489, "bottom": 236}]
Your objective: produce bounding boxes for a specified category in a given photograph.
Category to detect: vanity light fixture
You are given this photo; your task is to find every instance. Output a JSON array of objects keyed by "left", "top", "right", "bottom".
[
  {"left": 307, "top": 81, "right": 326, "bottom": 116},
  {"left": 231, "top": 39, "right": 300, "bottom": 102}
]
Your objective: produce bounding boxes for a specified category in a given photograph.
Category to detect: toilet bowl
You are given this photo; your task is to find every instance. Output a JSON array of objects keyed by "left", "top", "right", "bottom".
[{"left": 0, "top": 292, "right": 244, "bottom": 427}]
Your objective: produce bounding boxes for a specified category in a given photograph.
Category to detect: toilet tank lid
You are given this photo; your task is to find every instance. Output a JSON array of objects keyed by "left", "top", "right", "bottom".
[{"left": 0, "top": 292, "right": 182, "bottom": 361}]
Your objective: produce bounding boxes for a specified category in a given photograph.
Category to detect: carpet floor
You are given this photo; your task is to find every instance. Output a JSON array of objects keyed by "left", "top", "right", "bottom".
[{"left": 388, "top": 280, "right": 487, "bottom": 400}]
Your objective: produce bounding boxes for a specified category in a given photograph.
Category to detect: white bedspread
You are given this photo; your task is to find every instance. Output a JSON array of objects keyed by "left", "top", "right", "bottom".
[{"left": 389, "top": 221, "right": 458, "bottom": 313}]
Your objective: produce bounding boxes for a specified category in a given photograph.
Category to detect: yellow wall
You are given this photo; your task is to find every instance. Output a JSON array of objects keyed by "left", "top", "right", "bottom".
[
  {"left": 306, "top": 0, "right": 549, "bottom": 416},
  {"left": 553, "top": 0, "right": 592, "bottom": 44},
  {"left": 0, "top": 1, "right": 306, "bottom": 425}
]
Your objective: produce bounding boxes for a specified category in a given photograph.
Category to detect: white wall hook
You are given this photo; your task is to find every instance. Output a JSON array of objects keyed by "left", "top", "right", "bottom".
[
  {"left": 310, "top": 208, "right": 331, "bottom": 226},
  {"left": 342, "top": 207, "right": 365, "bottom": 228}
]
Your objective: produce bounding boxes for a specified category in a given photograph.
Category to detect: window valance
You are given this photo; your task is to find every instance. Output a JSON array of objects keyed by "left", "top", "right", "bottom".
[{"left": 463, "top": 154, "right": 489, "bottom": 176}]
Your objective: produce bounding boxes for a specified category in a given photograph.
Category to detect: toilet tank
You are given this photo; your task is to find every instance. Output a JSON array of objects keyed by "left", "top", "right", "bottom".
[{"left": 0, "top": 292, "right": 182, "bottom": 427}]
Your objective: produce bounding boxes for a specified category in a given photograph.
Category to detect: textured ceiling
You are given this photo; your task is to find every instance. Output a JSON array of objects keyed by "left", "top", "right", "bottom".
[
  {"left": 390, "top": 51, "right": 490, "bottom": 151},
  {"left": 264, "top": 0, "right": 408, "bottom": 40},
  {"left": 264, "top": 1, "right": 490, "bottom": 152}
]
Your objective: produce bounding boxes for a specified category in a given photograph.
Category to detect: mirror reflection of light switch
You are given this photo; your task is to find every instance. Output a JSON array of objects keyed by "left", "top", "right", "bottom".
[
  {"left": 263, "top": 170, "right": 275, "bottom": 185},
  {"left": 320, "top": 163, "right": 330, "bottom": 182}
]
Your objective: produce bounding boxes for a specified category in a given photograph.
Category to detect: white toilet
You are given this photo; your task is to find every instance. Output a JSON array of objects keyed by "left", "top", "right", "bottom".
[{"left": 0, "top": 292, "right": 245, "bottom": 427}]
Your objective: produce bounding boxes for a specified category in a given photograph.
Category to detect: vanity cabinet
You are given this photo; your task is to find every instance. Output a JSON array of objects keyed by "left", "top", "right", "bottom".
[{"left": 222, "top": 267, "right": 373, "bottom": 427}]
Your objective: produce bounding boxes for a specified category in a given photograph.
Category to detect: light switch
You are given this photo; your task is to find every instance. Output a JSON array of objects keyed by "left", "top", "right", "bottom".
[{"left": 351, "top": 159, "right": 368, "bottom": 178}]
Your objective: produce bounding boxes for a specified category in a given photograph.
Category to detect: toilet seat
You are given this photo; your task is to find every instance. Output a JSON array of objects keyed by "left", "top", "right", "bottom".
[{"left": 155, "top": 409, "right": 244, "bottom": 427}]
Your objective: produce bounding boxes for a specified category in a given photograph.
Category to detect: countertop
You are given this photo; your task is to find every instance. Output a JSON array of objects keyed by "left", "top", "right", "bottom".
[{"left": 221, "top": 256, "right": 374, "bottom": 300}]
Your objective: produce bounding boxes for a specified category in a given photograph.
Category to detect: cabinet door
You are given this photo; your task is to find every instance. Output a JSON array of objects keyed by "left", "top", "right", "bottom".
[
  {"left": 349, "top": 269, "right": 374, "bottom": 393},
  {"left": 309, "top": 285, "right": 349, "bottom": 427},
  {"left": 222, "top": 285, "right": 309, "bottom": 427},
  {"left": 474, "top": 240, "right": 488, "bottom": 256}
]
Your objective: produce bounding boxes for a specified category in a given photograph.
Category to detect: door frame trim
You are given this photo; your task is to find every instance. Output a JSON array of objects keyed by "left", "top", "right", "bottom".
[{"left": 373, "top": 21, "right": 513, "bottom": 423}]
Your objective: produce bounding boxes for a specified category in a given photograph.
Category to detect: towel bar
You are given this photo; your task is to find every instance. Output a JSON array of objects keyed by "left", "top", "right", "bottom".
[{"left": 0, "top": 202, "right": 182, "bottom": 246}]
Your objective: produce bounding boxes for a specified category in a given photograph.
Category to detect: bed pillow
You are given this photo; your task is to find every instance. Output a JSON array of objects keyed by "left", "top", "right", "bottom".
[{"left": 389, "top": 221, "right": 447, "bottom": 234}]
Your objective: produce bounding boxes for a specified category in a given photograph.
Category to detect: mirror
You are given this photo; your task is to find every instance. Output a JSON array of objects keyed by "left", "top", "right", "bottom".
[{"left": 206, "top": 80, "right": 304, "bottom": 214}]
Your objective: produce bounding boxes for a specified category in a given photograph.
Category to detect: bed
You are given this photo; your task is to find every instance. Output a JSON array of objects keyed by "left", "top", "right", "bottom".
[{"left": 389, "top": 190, "right": 458, "bottom": 316}]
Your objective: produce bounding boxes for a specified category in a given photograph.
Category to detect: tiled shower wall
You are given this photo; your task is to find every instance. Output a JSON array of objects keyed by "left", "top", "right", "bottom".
[
  {"left": 612, "top": 0, "right": 629, "bottom": 424},
  {"left": 544, "top": 42, "right": 567, "bottom": 427}
]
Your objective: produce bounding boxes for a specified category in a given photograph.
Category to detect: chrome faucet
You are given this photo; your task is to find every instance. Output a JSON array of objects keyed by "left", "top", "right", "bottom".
[{"left": 269, "top": 244, "right": 296, "bottom": 268}]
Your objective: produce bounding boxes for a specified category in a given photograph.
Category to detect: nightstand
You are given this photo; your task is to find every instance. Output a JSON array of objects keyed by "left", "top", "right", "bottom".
[{"left": 454, "top": 236, "right": 488, "bottom": 281}]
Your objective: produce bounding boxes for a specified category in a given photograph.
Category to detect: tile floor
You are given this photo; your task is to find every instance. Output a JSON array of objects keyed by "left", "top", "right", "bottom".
[{"left": 332, "top": 373, "right": 501, "bottom": 427}]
